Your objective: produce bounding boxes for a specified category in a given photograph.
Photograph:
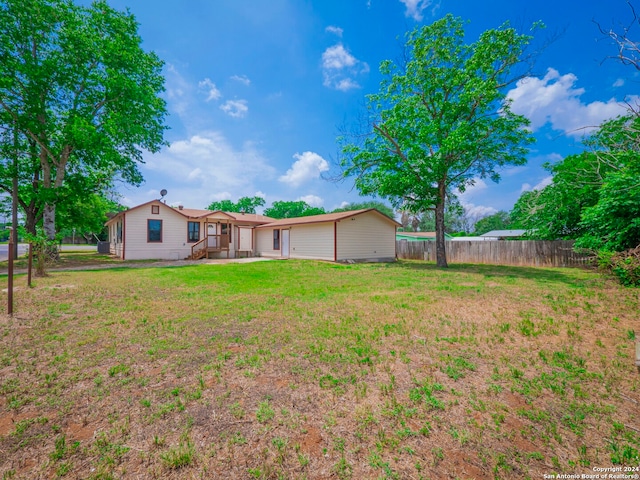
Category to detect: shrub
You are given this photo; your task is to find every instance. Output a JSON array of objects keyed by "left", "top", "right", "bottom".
[{"left": 599, "top": 247, "right": 640, "bottom": 287}]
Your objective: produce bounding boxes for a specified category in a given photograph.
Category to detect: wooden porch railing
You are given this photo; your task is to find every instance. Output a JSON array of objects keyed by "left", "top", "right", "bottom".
[
  {"left": 190, "top": 234, "right": 230, "bottom": 259},
  {"left": 205, "top": 234, "right": 229, "bottom": 250},
  {"left": 191, "top": 237, "right": 207, "bottom": 259}
]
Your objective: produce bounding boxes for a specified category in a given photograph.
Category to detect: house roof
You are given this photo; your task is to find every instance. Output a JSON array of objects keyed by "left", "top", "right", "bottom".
[
  {"left": 397, "top": 231, "right": 436, "bottom": 238},
  {"left": 256, "top": 208, "right": 401, "bottom": 229},
  {"left": 105, "top": 200, "right": 276, "bottom": 226},
  {"left": 480, "top": 229, "right": 527, "bottom": 238}
]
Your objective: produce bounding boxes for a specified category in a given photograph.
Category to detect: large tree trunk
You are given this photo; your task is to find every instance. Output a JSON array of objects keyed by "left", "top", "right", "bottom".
[
  {"left": 435, "top": 182, "right": 448, "bottom": 268},
  {"left": 43, "top": 203, "right": 56, "bottom": 240}
]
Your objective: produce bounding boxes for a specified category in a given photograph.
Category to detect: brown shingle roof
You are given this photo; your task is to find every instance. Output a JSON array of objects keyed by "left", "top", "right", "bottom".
[
  {"left": 256, "top": 209, "right": 400, "bottom": 228},
  {"left": 397, "top": 231, "right": 436, "bottom": 238}
]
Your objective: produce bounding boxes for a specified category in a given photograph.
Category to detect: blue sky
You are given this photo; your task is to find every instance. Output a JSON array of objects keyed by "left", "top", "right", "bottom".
[{"left": 108, "top": 0, "right": 639, "bottom": 219}]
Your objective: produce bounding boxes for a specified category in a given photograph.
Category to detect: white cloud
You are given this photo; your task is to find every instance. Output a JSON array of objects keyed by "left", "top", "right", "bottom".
[
  {"left": 144, "top": 131, "right": 276, "bottom": 195},
  {"left": 322, "top": 44, "right": 357, "bottom": 69},
  {"left": 254, "top": 191, "right": 266, "bottom": 199},
  {"left": 325, "top": 25, "right": 343, "bottom": 37},
  {"left": 279, "top": 151, "right": 329, "bottom": 187},
  {"left": 454, "top": 178, "right": 497, "bottom": 219},
  {"left": 613, "top": 78, "right": 625, "bottom": 87},
  {"left": 298, "top": 194, "right": 324, "bottom": 207},
  {"left": 321, "top": 44, "right": 369, "bottom": 91},
  {"left": 165, "top": 64, "right": 193, "bottom": 118},
  {"left": 399, "top": 0, "right": 439, "bottom": 21},
  {"left": 230, "top": 74, "right": 251, "bottom": 86},
  {"left": 463, "top": 203, "right": 498, "bottom": 219},
  {"left": 209, "top": 191, "right": 232, "bottom": 202},
  {"left": 507, "top": 68, "right": 634, "bottom": 137},
  {"left": 198, "top": 78, "right": 222, "bottom": 102},
  {"left": 220, "top": 99, "right": 249, "bottom": 118},
  {"left": 521, "top": 176, "right": 553, "bottom": 193}
]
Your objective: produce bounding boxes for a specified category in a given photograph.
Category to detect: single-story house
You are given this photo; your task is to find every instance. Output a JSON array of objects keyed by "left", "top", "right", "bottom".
[
  {"left": 396, "top": 231, "right": 453, "bottom": 242},
  {"left": 105, "top": 200, "right": 275, "bottom": 260},
  {"left": 255, "top": 209, "right": 400, "bottom": 262},
  {"left": 105, "top": 200, "right": 399, "bottom": 262}
]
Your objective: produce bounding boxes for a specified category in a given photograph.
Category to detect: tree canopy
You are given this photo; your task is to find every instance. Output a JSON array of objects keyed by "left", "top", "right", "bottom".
[
  {"left": 340, "top": 15, "right": 536, "bottom": 267},
  {"left": 0, "top": 0, "right": 167, "bottom": 241},
  {"left": 263, "top": 201, "right": 325, "bottom": 219},
  {"left": 512, "top": 115, "right": 640, "bottom": 252},
  {"left": 206, "top": 196, "right": 265, "bottom": 214},
  {"left": 331, "top": 200, "right": 395, "bottom": 219},
  {"left": 473, "top": 211, "right": 512, "bottom": 236}
]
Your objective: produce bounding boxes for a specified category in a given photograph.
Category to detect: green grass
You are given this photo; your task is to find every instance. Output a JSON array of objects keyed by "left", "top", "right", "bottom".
[{"left": 0, "top": 259, "right": 638, "bottom": 479}]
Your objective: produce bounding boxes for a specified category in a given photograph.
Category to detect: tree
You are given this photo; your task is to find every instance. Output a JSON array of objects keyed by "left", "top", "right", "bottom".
[
  {"left": 576, "top": 115, "right": 640, "bottom": 250},
  {"left": 56, "top": 191, "right": 123, "bottom": 242},
  {"left": 474, "top": 211, "right": 512, "bottom": 235},
  {"left": 332, "top": 200, "right": 395, "bottom": 219},
  {"left": 264, "top": 201, "right": 325, "bottom": 219},
  {"left": 598, "top": 1, "right": 640, "bottom": 70},
  {"left": 340, "top": 15, "right": 536, "bottom": 267},
  {"left": 510, "top": 152, "right": 603, "bottom": 240},
  {"left": 510, "top": 115, "right": 640, "bottom": 251},
  {"left": 0, "top": 0, "right": 167, "bottom": 243},
  {"left": 417, "top": 196, "right": 472, "bottom": 234},
  {"left": 206, "top": 196, "right": 265, "bottom": 213}
]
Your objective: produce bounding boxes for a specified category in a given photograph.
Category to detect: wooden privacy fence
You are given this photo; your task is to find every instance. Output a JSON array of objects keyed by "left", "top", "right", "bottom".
[{"left": 396, "top": 240, "right": 592, "bottom": 267}]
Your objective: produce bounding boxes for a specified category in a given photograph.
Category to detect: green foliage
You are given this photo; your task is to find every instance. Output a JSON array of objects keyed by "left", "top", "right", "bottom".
[
  {"left": 512, "top": 115, "right": 640, "bottom": 255},
  {"left": 599, "top": 248, "right": 640, "bottom": 287},
  {"left": 474, "top": 211, "right": 512, "bottom": 235},
  {"left": 331, "top": 201, "right": 395, "bottom": 219},
  {"left": 23, "top": 228, "right": 58, "bottom": 276},
  {"left": 263, "top": 200, "right": 325, "bottom": 219},
  {"left": 56, "top": 190, "right": 123, "bottom": 241},
  {"left": 0, "top": 0, "right": 168, "bottom": 239},
  {"left": 340, "top": 15, "right": 536, "bottom": 266},
  {"left": 511, "top": 152, "right": 603, "bottom": 239},
  {"left": 206, "top": 196, "right": 265, "bottom": 214}
]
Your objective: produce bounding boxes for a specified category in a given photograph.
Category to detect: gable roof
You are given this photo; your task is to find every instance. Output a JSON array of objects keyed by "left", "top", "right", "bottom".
[
  {"left": 397, "top": 231, "right": 436, "bottom": 238},
  {"left": 256, "top": 208, "right": 400, "bottom": 228},
  {"left": 105, "top": 200, "right": 276, "bottom": 226}
]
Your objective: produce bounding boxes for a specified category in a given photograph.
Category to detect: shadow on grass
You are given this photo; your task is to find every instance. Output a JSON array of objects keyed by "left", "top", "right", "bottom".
[{"left": 393, "top": 259, "right": 600, "bottom": 288}]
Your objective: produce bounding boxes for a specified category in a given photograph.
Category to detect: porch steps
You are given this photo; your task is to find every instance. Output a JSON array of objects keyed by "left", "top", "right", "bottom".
[{"left": 188, "top": 249, "right": 207, "bottom": 260}]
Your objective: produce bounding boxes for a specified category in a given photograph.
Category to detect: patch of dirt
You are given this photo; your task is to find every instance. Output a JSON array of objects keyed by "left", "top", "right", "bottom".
[
  {"left": 66, "top": 422, "right": 95, "bottom": 442},
  {"left": 298, "top": 425, "right": 323, "bottom": 457},
  {"left": 447, "top": 450, "right": 492, "bottom": 479}
]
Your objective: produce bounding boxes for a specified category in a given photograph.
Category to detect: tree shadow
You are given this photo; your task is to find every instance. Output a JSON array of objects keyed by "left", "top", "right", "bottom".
[{"left": 392, "top": 259, "right": 601, "bottom": 288}]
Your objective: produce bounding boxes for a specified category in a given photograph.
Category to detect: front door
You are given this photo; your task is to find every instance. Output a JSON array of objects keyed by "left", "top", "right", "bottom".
[{"left": 281, "top": 229, "right": 290, "bottom": 258}]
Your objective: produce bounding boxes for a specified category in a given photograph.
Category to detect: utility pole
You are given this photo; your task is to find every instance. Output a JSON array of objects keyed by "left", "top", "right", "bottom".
[{"left": 12, "top": 118, "right": 18, "bottom": 259}]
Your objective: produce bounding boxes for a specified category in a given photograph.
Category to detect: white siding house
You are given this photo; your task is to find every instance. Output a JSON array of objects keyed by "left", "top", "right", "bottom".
[
  {"left": 105, "top": 200, "right": 274, "bottom": 260},
  {"left": 107, "top": 202, "right": 398, "bottom": 262},
  {"left": 255, "top": 209, "right": 399, "bottom": 262}
]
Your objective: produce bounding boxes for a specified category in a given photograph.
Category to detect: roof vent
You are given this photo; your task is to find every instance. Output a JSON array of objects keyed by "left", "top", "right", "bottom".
[{"left": 178, "top": 205, "right": 184, "bottom": 210}]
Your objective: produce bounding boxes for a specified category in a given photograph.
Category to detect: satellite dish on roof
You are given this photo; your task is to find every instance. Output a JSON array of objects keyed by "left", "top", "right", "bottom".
[{"left": 159, "top": 189, "right": 167, "bottom": 199}]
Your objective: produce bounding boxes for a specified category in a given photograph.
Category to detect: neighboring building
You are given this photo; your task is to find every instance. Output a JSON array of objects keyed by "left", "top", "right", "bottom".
[
  {"left": 396, "top": 231, "right": 453, "bottom": 242},
  {"left": 255, "top": 209, "right": 400, "bottom": 262},
  {"left": 106, "top": 201, "right": 399, "bottom": 262},
  {"left": 480, "top": 229, "right": 527, "bottom": 240},
  {"left": 450, "top": 236, "right": 494, "bottom": 242}
]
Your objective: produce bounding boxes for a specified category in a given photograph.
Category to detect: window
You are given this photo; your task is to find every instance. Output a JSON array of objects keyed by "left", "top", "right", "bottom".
[
  {"left": 273, "top": 229, "right": 280, "bottom": 250},
  {"left": 187, "top": 221, "right": 200, "bottom": 242},
  {"left": 151, "top": 205, "right": 160, "bottom": 214},
  {"left": 148, "top": 219, "right": 162, "bottom": 242}
]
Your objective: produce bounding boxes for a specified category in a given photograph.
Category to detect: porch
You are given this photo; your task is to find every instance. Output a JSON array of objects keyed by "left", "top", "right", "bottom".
[{"left": 189, "top": 234, "right": 230, "bottom": 259}]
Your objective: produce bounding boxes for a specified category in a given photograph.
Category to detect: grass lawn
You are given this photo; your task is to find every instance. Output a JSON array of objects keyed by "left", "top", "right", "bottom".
[{"left": 0, "top": 259, "right": 638, "bottom": 479}]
